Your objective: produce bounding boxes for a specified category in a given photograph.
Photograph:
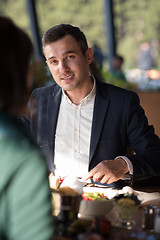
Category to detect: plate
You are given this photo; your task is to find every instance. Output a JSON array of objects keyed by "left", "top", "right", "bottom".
[{"left": 83, "top": 186, "right": 118, "bottom": 199}]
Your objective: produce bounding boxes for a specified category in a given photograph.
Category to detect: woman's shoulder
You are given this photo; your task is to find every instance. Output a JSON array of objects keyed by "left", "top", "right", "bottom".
[
  {"left": 0, "top": 113, "right": 43, "bottom": 159},
  {"left": 0, "top": 114, "right": 47, "bottom": 186}
]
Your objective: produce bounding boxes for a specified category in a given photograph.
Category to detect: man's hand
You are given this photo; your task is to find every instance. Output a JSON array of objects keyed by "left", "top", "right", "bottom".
[{"left": 82, "top": 158, "right": 129, "bottom": 184}]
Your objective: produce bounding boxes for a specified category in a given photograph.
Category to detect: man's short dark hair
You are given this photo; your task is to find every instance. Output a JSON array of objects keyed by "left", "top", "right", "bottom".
[{"left": 42, "top": 24, "right": 88, "bottom": 55}]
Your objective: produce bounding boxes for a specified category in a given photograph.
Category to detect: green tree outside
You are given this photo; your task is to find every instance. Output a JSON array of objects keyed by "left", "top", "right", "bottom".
[{"left": 1, "top": 0, "right": 160, "bottom": 87}]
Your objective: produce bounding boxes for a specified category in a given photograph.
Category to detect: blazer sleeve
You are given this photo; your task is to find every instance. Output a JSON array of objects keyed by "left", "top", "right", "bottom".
[{"left": 126, "top": 91, "right": 160, "bottom": 182}]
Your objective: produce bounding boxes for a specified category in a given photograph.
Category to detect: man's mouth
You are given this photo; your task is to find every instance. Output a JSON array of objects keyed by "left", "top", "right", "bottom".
[{"left": 61, "top": 74, "right": 73, "bottom": 81}]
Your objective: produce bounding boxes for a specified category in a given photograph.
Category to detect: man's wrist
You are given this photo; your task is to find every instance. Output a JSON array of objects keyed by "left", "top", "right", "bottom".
[{"left": 115, "top": 156, "right": 133, "bottom": 175}]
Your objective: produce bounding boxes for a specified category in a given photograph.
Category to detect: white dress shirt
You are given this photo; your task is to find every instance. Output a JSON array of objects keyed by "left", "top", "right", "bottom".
[
  {"left": 54, "top": 80, "right": 96, "bottom": 178},
  {"left": 54, "top": 77, "right": 133, "bottom": 178}
]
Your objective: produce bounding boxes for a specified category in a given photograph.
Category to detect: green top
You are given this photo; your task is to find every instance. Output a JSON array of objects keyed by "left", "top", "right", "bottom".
[{"left": 0, "top": 113, "right": 54, "bottom": 240}]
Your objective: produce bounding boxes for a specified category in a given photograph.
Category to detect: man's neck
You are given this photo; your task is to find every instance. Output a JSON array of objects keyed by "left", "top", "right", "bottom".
[{"left": 64, "top": 78, "right": 94, "bottom": 106}]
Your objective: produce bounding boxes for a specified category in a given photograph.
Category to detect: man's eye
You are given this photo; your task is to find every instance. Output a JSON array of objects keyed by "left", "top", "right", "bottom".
[
  {"left": 50, "top": 60, "right": 58, "bottom": 65},
  {"left": 67, "top": 55, "right": 74, "bottom": 60}
]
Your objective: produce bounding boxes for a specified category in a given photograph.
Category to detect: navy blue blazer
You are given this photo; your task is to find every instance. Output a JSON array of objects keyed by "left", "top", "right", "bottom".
[{"left": 24, "top": 80, "right": 160, "bottom": 187}]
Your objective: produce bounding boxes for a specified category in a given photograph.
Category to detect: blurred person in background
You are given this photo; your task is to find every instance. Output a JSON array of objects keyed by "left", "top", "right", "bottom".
[
  {"left": 110, "top": 55, "right": 126, "bottom": 82},
  {"left": 137, "top": 42, "right": 155, "bottom": 70},
  {"left": 92, "top": 43, "right": 105, "bottom": 70},
  {"left": 0, "top": 16, "right": 54, "bottom": 240}
]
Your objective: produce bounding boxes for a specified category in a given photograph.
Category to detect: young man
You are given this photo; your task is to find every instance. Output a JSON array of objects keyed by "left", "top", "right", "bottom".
[{"left": 24, "top": 24, "right": 160, "bottom": 188}]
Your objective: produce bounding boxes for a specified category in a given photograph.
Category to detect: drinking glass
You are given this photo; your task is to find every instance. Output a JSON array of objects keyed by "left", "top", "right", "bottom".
[{"left": 114, "top": 197, "right": 140, "bottom": 230}]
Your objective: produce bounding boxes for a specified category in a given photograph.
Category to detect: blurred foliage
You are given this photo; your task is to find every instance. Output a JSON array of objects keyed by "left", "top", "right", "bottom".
[
  {"left": 36, "top": 0, "right": 105, "bottom": 51},
  {"left": 101, "top": 69, "right": 137, "bottom": 90},
  {"left": 0, "top": 0, "right": 30, "bottom": 34},
  {"left": 114, "top": 0, "right": 160, "bottom": 69},
  {"left": 31, "top": 59, "right": 53, "bottom": 88},
  {"left": 0, "top": 0, "right": 160, "bottom": 87}
]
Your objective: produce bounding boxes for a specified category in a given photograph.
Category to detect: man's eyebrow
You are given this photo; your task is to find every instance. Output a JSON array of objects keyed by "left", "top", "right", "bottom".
[
  {"left": 47, "top": 50, "right": 76, "bottom": 61},
  {"left": 47, "top": 56, "right": 55, "bottom": 61},
  {"left": 63, "top": 50, "right": 76, "bottom": 55}
]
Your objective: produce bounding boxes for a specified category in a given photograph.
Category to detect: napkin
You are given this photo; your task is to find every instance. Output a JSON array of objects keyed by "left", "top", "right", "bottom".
[{"left": 136, "top": 190, "right": 160, "bottom": 206}]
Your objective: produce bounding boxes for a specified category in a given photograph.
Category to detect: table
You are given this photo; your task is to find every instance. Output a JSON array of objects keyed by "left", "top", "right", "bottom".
[
  {"left": 108, "top": 206, "right": 160, "bottom": 239},
  {"left": 109, "top": 226, "right": 160, "bottom": 240},
  {"left": 54, "top": 186, "right": 160, "bottom": 240}
]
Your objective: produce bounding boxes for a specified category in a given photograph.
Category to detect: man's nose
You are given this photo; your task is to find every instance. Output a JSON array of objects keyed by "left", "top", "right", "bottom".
[{"left": 59, "top": 61, "right": 69, "bottom": 72}]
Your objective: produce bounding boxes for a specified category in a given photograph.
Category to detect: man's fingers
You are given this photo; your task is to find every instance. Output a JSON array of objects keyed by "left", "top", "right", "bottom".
[
  {"left": 82, "top": 161, "right": 110, "bottom": 182},
  {"left": 82, "top": 159, "right": 126, "bottom": 184},
  {"left": 92, "top": 171, "right": 105, "bottom": 182},
  {"left": 82, "top": 168, "right": 97, "bottom": 181},
  {"left": 99, "top": 174, "right": 113, "bottom": 184},
  {"left": 100, "top": 175, "right": 118, "bottom": 184},
  {"left": 107, "top": 177, "right": 118, "bottom": 184}
]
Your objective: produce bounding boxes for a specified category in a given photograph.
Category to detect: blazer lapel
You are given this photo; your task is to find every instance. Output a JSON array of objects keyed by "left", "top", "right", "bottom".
[
  {"left": 47, "top": 86, "right": 62, "bottom": 144},
  {"left": 89, "top": 81, "right": 109, "bottom": 162}
]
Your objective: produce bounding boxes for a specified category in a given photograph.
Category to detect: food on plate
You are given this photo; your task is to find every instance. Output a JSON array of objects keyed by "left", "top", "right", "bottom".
[
  {"left": 79, "top": 190, "right": 113, "bottom": 219},
  {"left": 60, "top": 176, "right": 83, "bottom": 195},
  {"left": 83, "top": 186, "right": 118, "bottom": 199},
  {"left": 50, "top": 175, "right": 83, "bottom": 197},
  {"left": 82, "top": 192, "right": 108, "bottom": 201},
  {"left": 79, "top": 187, "right": 117, "bottom": 219},
  {"left": 49, "top": 173, "right": 63, "bottom": 189},
  {"left": 84, "top": 183, "right": 95, "bottom": 187},
  {"left": 118, "top": 186, "right": 138, "bottom": 196}
]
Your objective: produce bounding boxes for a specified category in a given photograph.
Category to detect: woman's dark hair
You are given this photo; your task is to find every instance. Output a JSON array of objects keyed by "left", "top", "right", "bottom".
[
  {"left": 0, "top": 16, "right": 33, "bottom": 114},
  {"left": 42, "top": 24, "right": 88, "bottom": 55}
]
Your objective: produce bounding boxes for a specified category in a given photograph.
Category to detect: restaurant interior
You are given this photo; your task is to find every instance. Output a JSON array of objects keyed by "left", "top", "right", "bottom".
[{"left": 1, "top": 0, "right": 160, "bottom": 239}]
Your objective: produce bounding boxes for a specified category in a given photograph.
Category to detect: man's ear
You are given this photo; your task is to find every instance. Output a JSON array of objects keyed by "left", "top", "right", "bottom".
[{"left": 86, "top": 48, "right": 94, "bottom": 64}]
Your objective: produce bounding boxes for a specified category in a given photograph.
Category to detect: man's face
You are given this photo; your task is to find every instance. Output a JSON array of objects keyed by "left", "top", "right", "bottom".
[{"left": 44, "top": 35, "right": 93, "bottom": 93}]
